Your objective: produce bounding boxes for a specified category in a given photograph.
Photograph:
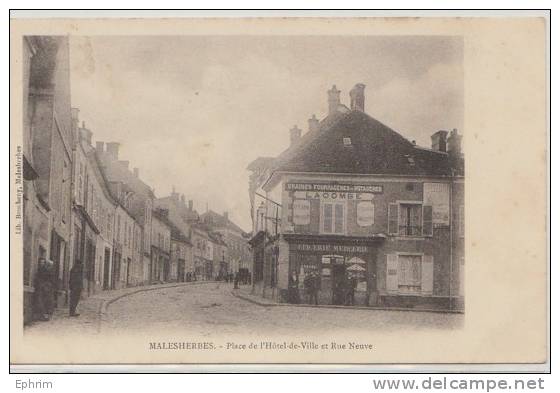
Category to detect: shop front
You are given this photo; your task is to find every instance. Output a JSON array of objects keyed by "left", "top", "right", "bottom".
[{"left": 282, "top": 234, "right": 384, "bottom": 306}]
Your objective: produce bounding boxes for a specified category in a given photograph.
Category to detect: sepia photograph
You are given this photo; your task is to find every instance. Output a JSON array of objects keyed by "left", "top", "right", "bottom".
[{"left": 9, "top": 14, "right": 548, "bottom": 371}]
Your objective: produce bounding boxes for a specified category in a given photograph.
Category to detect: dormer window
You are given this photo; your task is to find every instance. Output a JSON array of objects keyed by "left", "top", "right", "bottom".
[
  {"left": 343, "top": 137, "right": 352, "bottom": 146},
  {"left": 404, "top": 154, "right": 415, "bottom": 166}
]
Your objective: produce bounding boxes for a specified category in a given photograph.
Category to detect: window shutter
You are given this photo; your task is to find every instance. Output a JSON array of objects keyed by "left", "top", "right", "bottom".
[
  {"left": 388, "top": 203, "right": 398, "bottom": 235},
  {"left": 421, "top": 255, "right": 434, "bottom": 295},
  {"left": 386, "top": 254, "right": 398, "bottom": 292},
  {"left": 422, "top": 205, "right": 433, "bottom": 237}
]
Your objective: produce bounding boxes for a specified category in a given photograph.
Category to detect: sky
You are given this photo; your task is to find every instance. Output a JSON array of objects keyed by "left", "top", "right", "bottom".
[{"left": 69, "top": 35, "right": 463, "bottom": 232}]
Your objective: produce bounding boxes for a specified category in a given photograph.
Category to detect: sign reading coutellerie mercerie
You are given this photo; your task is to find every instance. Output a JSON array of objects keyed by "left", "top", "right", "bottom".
[{"left": 286, "top": 183, "right": 383, "bottom": 193}]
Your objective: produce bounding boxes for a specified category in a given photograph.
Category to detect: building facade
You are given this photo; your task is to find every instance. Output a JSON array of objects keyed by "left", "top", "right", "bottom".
[
  {"left": 97, "top": 142, "right": 154, "bottom": 285},
  {"left": 151, "top": 209, "right": 172, "bottom": 283},
  {"left": 155, "top": 190, "right": 197, "bottom": 280},
  {"left": 248, "top": 83, "right": 464, "bottom": 310},
  {"left": 22, "top": 36, "right": 74, "bottom": 322},
  {"left": 201, "top": 210, "right": 252, "bottom": 280},
  {"left": 191, "top": 224, "right": 214, "bottom": 280},
  {"left": 171, "top": 229, "right": 193, "bottom": 282}
]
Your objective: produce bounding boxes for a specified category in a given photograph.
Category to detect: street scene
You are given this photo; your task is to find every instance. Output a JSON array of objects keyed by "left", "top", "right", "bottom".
[
  {"left": 25, "top": 282, "right": 462, "bottom": 339},
  {"left": 20, "top": 35, "right": 464, "bottom": 337}
]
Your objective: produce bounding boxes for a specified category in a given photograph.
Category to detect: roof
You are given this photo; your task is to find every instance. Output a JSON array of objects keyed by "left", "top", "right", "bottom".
[
  {"left": 247, "top": 156, "right": 275, "bottom": 171},
  {"left": 169, "top": 224, "right": 192, "bottom": 246},
  {"left": 156, "top": 195, "right": 199, "bottom": 222},
  {"left": 191, "top": 222, "right": 227, "bottom": 246},
  {"left": 152, "top": 209, "right": 174, "bottom": 230},
  {"left": 200, "top": 210, "right": 247, "bottom": 235},
  {"left": 273, "top": 110, "right": 463, "bottom": 177},
  {"left": 208, "top": 231, "right": 227, "bottom": 247},
  {"left": 97, "top": 152, "right": 155, "bottom": 199}
]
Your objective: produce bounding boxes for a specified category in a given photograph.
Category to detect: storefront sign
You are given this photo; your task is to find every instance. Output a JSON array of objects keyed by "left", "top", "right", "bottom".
[
  {"left": 286, "top": 183, "right": 383, "bottom": 194},
  {"left": 292, "top": 199, "right": 310, "bottom": 225},
  {"left": 294, "top": 191, "right": 374, "bottom": 201},
  {"left": 294, "top": 243, "right": 370, "bottom": 253},
  {"left": 423, "top": 183, "right": 450, "bottom": 225},
  {"left": 356, "top": 201, "right": 375, "bottom": 226}
]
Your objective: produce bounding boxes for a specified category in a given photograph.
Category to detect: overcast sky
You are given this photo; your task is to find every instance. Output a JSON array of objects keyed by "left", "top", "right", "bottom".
[{"left": 69, "top": 35, "right": 463, "bottom": 232}]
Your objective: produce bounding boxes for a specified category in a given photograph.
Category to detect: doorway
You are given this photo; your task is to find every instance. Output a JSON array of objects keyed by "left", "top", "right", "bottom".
[
  {"left": 126, "top": 257, "right": 132, "bottom": 286},
  {"left": 331, "top": 264, "right": 347, "bottom": 305},
  {"left": 103, "top": 248, "right": 111, "bottom": 290},
  {"left": 178, "top": 259, "right": 185, "bottom": 282}
]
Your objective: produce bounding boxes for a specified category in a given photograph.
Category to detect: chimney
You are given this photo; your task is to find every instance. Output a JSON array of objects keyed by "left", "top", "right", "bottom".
[
  {"left": 431, "top": 130, "right": 449, "bottom": 152},
  {"left": 447, "top": 128, "right": 462, "bottom": 156},
  {"left": 328, "top": 85, "right": 341, "bottom": 114},
  {"left": 289, "top": 125, "right": 302, "bottom": 147},
  {"left": 71, "top": 108, "right": 80, "bottom": 132},
  {"left": 349, "top": 83, "right": 366, "bottom": 112},
  {"left": 96, "top": 141, "right": 105, "bottom": 152},
  {"left": 181, "top": 194, "right": 185, "bottom": 205},
  {"left": 80, "top": 121, "right": 92, "bottom": 145},
  {"left": 188, "top": 200, "right": 193, "bottom": 212},
  {"left": 308, "top": 114, "right": 319, "bottom": 133},
  {"left": 223, "top": 211, "right": 229, "bottom": 221},
  {"left": 133, "top": 167, "right": 139, "bottom": 178},
  {"left": 106, "top": 142, "right": 120, "bottom": 161}
]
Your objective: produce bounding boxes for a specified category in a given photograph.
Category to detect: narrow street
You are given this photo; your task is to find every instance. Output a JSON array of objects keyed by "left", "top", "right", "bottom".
[{"left": 103, "top": 283, "right": 462, "bottom": 336}]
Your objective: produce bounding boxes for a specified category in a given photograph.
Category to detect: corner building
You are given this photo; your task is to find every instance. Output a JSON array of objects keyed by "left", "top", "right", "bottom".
[{"left": 248, "top": 84, "right": 464, "bottom": 310}]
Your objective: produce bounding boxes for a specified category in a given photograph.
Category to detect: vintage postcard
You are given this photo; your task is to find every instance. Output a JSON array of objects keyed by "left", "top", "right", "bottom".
[{"left": 9, "top": 13, "right": 549, "bottom": 371}]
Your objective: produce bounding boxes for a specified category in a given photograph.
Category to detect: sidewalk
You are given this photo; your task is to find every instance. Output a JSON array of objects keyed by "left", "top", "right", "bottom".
[
  {"left": 232, "top": 285, "right": 464, "bottom": 314},
  {"left": 24, "top": 281, "right": 214, "bottom": 335}
]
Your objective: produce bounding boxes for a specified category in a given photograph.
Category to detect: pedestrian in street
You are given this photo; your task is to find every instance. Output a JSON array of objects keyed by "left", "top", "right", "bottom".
[
  {"left": 234, "top": 272, "right": 239, "bottom": 289},
  {"left": 347, "top": 273, "right": 357, "bottom": 306},
  {"left": 311, "top": 271, "right": 320, "bottom": 305},
  {"left": 288, "top": 270, "right": 300, "bottom": 304},
  {"left": 303, "top": 272, "right": 313, "bottom": 304},
  {"left": 68, "top": 261, "right": 83, "bottom": 317},
  {"left": 33, "top": 257, "right": 55, "bottom": 321}
]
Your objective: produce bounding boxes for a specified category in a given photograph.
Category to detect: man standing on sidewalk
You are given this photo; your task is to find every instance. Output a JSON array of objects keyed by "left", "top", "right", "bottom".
[{"left": 69, "top": 261, "right": 83, "bottom": 317}]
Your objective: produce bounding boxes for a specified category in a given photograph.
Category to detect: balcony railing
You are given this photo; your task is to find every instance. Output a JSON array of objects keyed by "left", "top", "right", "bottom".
[{"left": 398, "top": 225, "right": 422, "bottom": 236}]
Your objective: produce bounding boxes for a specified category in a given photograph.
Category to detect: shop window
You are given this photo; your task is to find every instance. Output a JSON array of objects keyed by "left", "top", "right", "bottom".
[{"left": 321, "top": 201, "right": 345, "bottom": 235}]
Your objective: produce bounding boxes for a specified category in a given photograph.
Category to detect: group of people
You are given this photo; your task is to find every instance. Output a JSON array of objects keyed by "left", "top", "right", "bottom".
[
  {"left": 287, "top": 269, "right": 359, "bottom": 306},
  {"left": 33, "top": 258, "right": 83, "bottom": 322},
  {"left": 334, "top": 273, "right": 358, "bottom": 306},
  {"left": 288, "top": 270, "right": 321, "bottom": 305},
  {"left": 181, "top": 272, "right": 198, "bottom": 282}
]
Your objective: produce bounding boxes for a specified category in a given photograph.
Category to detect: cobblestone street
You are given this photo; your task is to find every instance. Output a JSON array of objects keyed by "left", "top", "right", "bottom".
[
  {"left": 104, "top": 284, "right": 462, "bottom": 336},
  {"left": 23, "top": 282, "right": 462, "bottom": 339},
  {"left": 24, "top": 282, "right": 463, "bottom": 340}
]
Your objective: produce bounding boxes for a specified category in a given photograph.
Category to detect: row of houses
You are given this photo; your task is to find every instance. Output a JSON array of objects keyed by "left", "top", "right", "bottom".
[
  {"left": 247, "top": 83, "right": 465, "bottom": 310},
  {"left": 21, "top": 36, "right": 251, "bottom": 324}
]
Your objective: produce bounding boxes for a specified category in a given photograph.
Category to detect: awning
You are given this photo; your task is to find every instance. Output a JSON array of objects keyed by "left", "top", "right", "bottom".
[{"left": 347, "top": 264, "right": 366, "bottom": 272}]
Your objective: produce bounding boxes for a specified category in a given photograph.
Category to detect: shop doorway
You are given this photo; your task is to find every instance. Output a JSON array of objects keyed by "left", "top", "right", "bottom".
[{"left": 331, "top": 264, "right": 347, "bottom": 305}]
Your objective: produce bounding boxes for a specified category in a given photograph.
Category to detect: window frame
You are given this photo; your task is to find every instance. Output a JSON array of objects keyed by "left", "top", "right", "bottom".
[
  {"left": 319, "top": 200, "right": 346, "bottom": 235},
  {"left": 396, "top": 252, "right": 423, "bottom": 294},
  {"left": 394, "top": 200, "right": 423, "bottom": 237}
]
